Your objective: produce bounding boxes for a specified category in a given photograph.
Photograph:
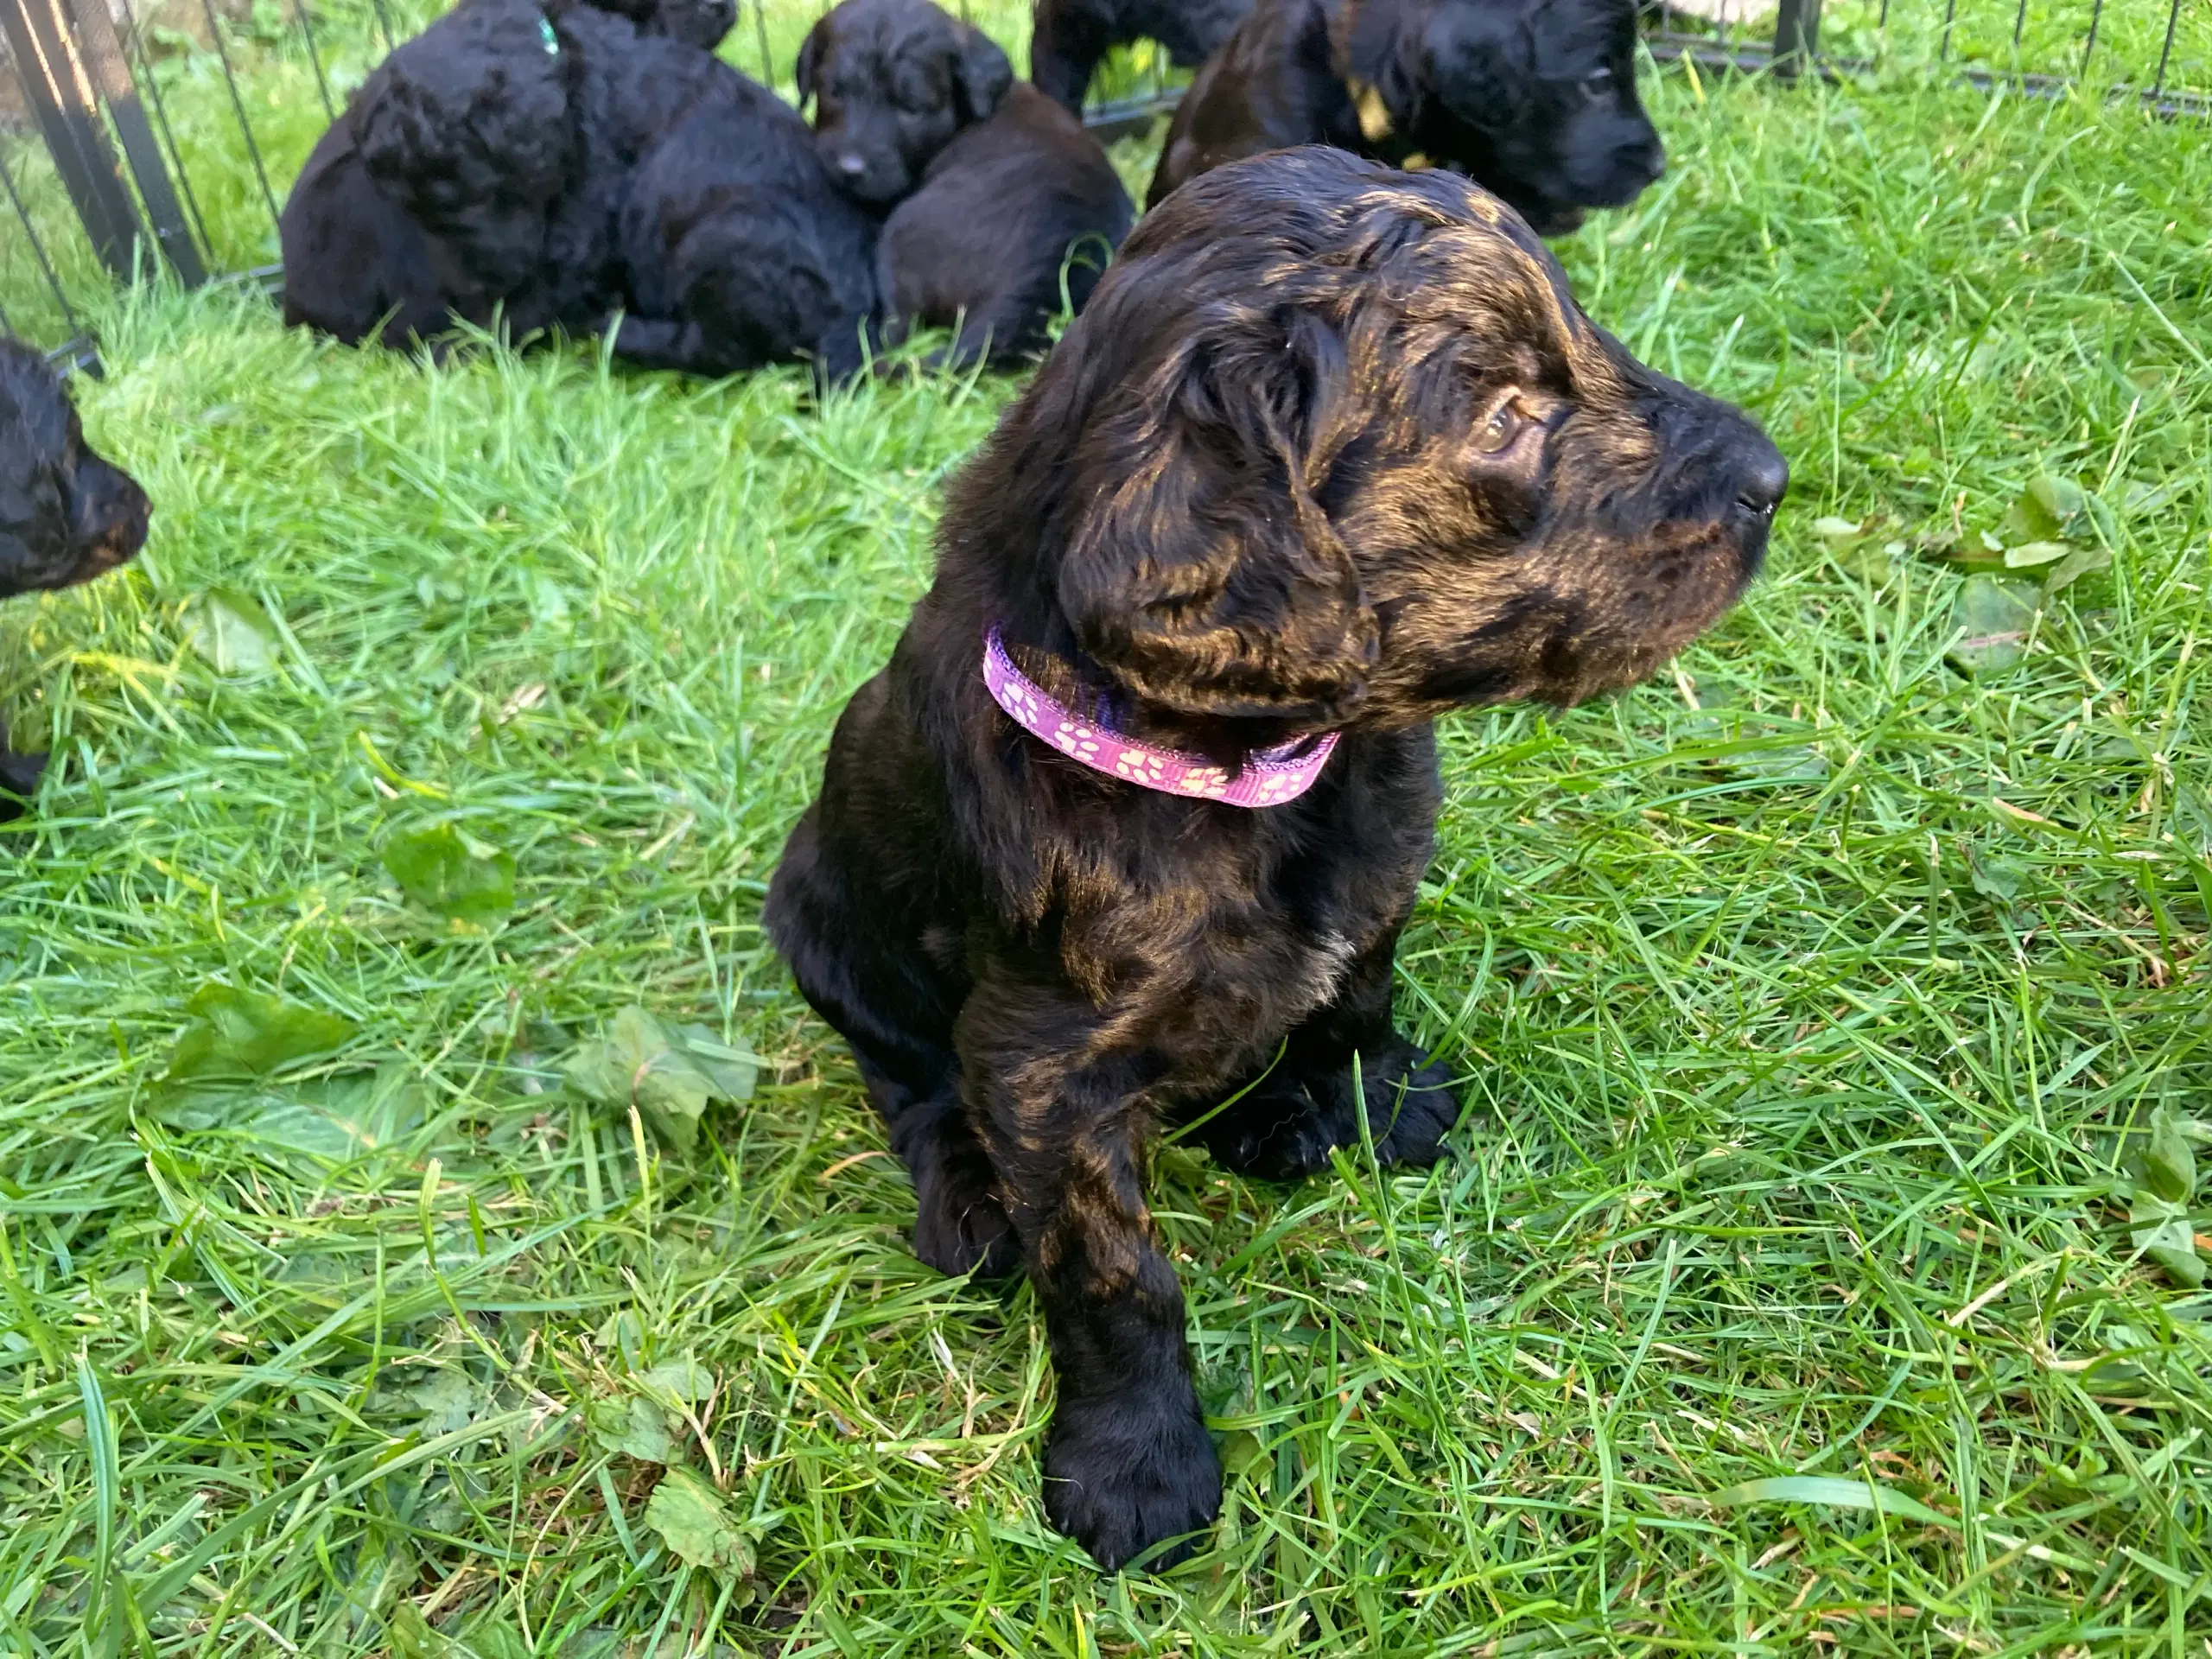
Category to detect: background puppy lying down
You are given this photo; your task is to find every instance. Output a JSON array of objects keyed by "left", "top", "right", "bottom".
[
  {"left": 766, "top": 148, "right": 1787, "bottom": 1568},
  {"left": 1, "top": 341, "right": 150, "bottom": 816},
  {"left": 280, "top": 0, "right": 739, "bottom": 351},
  {"left": 800, "top": 0, "right": 1133, "bottom": 370},
  {"left": 1027, "top": 0, "right": 1254, "bottom": 114},
  {"left": 1147, "top": 0, "right": 1664, "bottom": 233}
]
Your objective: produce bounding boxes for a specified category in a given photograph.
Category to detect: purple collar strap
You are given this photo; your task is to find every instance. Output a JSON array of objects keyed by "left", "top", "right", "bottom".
[{"left": 982, "top": 626, "right": 1338, "bottom": 808}]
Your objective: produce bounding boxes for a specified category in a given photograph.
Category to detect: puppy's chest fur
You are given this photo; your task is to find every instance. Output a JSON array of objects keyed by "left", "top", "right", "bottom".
[{"left": 972, "top": 708, "right": 1443, "bottom": 1092}]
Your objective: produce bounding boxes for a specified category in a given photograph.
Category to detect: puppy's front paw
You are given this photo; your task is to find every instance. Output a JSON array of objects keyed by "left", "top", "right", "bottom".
[
  {"left": 1365, "top": 1048, "right": 1459, "bottom": 1167},
  {"left": 1201, "top": 1037, "right": 1460, "bottom": 1178},
  {"left": 1043, "top": 1391, "right": 1221, "bottom": 1571},
  {"left": 912, "top": 1157, "right": 1020, "bottom": 1281}
]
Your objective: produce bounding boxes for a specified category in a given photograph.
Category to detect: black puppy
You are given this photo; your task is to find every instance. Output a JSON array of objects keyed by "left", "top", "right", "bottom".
[
  {"left": 800, "top": 0, "right": 1133, "bottom": 368},
  {"left": 613, "top": 60, "right": 881, "bottom": 380},
  {"left": 1147, "top": 0, "right": 1663, "bottom": 232},
  {"left": 279, "top": 0, "right": 735, "bottom": 350},
  {"left": 1029, "top": 0, "right": 1252, "bottom": 114},
  {"left": 1, "top": 340, "right": 149, "bottom": 816},
  {"left": 765, "top": 147, "right": 1785, "bottom": 1569}
]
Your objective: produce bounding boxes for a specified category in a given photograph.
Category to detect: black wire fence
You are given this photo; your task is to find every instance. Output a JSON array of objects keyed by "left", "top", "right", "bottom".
[{"left": 3, "top": 0, "right": 2207, "bottom": 369}]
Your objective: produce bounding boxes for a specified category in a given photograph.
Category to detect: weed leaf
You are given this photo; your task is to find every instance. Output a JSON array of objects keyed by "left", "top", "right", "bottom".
[
  {"left": 589, "top": 1395, "right": 676, "bottom": 1464},
  {"left": 381, "top": 823, "right": 518, "bottom": 928},
  {"left": 1948, "top": 575, "right": 2039, "bottom": 675},
  {"left": 164, "top": 983, "right": 357, "bottom": 1083},
  {"left": 644, "top": 1467, "right": 753, "bottom": 1577},
  {"left": 563, "top": 1009, "right": 756, "bottom": 1152},
  {"left": 2042, "top": 543, "right": 2113, "bottom": 597},
  {"left": 2145, "top": 1106, "right": 2197, "bottom": 1205},
  {"left": 181, "top": 589, "right": 278, "bottom": 676}
]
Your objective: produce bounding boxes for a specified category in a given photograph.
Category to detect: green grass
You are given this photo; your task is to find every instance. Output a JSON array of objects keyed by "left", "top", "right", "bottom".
[{"left": 6, "top": 46, "right": 2212, "bottom": 1659}]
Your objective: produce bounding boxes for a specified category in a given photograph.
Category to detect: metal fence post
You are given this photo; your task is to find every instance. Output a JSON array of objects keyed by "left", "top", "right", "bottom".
[
  {"left": 65, "top": 0, "right": 207, "bottom": 284},
  {"left": 0, "top": 0, "right": 149, "bottom": 276},
  {"left": 1773, "top": 0, "right": 1821, "bottom": 77}
]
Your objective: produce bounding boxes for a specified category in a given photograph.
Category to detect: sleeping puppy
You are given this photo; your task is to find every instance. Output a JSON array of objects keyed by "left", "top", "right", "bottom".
[
  {"left": 799, "top": 0, "right": 1134, "bottom": 369},
  {"left": 612, "top": 61, "right": 882, "bottom": 381},
  {"left": 765, "top": 147, "right": 1786, "bottom": 1568},
  {"left": 279, "top": 0, "right": 737, "bottom": 350},
  {"left": 1, "top": 340, "right": 150, "bottom": 817},
  {"left": 1146, "top": 0, "right": 1664, "bottom": 233},
  {"left": 1030, "top": 0, "right": 1255, "bottom": 114}
]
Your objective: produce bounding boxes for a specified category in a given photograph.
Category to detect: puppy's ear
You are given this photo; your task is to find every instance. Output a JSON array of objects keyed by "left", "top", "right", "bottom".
[
  {"left": 795, "top": 16, "right": 828, "bottom": 107},
  {"left": 1410, "top": 0, "right": 1529, "bottom": 125},
  {"left": 954, "top": 23, "right": 1013, "bottom": 122},
  {"left": 1058, "top": 310, "right": 1377, "bottom": 725}
]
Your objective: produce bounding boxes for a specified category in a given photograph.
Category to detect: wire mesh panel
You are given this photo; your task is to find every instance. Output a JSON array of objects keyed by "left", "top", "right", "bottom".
[
  {"left": 2, "top": 0, "right": 2207, "bottom": 364},
  {"left": 1649, "top": 0, "right": 2209, "bottom": 114}
]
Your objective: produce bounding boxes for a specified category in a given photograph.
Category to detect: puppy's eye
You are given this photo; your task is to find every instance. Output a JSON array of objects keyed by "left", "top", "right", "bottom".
[
  {"left": 1579, "top": 68, "right": 1613, "bottom": 103},
  {"left": 1472, "top": 395, "right": 1528, "bottom": 455}
]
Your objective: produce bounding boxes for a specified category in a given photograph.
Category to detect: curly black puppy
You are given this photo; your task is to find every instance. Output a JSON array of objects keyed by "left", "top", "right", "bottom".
[
  {"left": 279, "top": 0, "right": 736, "bottom": 350},
  {"left": 613, "top": 61, "right": 881, "bottom": 380},
  {"left": 1, "top": 340, "right": 149, "bottom": 814},
  {"left": 1147, "top": 0, "right": 1663, "bottom": 232},
  {"left": 800, "top": 0, "right": 1133, "bottom": 368},
  {"left": 765, "top": 148, "right": 1785, "bottom": 1568},
  {"left": 1029, "top": 0, "right": 1252, "bottom": 114}
]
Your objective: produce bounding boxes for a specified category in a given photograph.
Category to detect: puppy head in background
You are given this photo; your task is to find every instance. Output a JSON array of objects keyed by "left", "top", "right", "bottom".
[
  {"left": 1, "top": 340, "right": 150, "bottom": 602},
  {"left": 958, "top": 149, "right": 1785, "bottom": 751},
  {"left": 595, "top": 0, "right": 739, "bottom": 48},
  {"left": 798, "top": 0, "right": 1014, "bottom": 205},
  {"left": 1342, "top": 0, "right": 1663, "bottom": 234}
]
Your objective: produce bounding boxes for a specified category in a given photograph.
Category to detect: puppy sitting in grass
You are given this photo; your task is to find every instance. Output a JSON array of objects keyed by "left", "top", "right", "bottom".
[
  {"left": 766, "top": 148, "right": 1786, "bottom": 1569},
  {"left": 1, "top": 340, "right": 149, "bottom": 817},
  {"left": 799, "top": 0, "right": 1134, "bottom": 369}
]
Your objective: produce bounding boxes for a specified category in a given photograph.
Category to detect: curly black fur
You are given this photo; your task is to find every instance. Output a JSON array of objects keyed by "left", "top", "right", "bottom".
[
  {"left": 1029, "top": 0, "right": 1253, "bottom": 114},
  {"left": 1, "top": 339, "right": 149, "bottom": 817},
  {"left": 281, "top": 0, "right": 877, "bottom": 377},
  {"left": 800, "top": 0, "right": 1132, "bottom": 368},
  {"left": 1147, "top": 0, "right": 1663, "bottom": 234},
  {"left": 765, "top": 149, "right": 1786, "bottom": 1569}
]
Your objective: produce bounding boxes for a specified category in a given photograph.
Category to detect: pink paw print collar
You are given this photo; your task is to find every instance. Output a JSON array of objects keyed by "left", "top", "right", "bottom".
[{"left": 982, "top": 626, "right": 1338, "bottom": 808}]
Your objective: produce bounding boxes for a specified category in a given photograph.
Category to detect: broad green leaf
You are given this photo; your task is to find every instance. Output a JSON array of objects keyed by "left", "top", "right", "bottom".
[
  {"left": 1831, "top": 538, "right": 1902, "bottom": 583},
  {"left": 2002, "top": 540, "right": 2071, "bottom": 569},
  {"left": 2042, "top": 543, "right": 2113, "bottom": 597},
  {"left": 1947, "top": 575, "right": 2039, "bottom": 676},
  {"left": 2002, "top": 474, "right": 2084, "bottom": 544},
  {"left": 149, "top": 1063, "right": 425, "bottom": 1159},
  {"left": 381, "top": 823, "right": 517, "bottom": 928},
  {"left": 2128, "top": 1191, "right": 2203, "bottom": 1288},
  {"left": 385, "top": 1605, "right": 452, "bottom": 1659},
  {"left": 2145, "top": 1106, "right": 2197, "bottom": 1205},
  {"left": 164, "top": 983, "right": 357, "bottom": 1083},
  {"left": 1967, "top": 852, "right": 2027, "bottom": 901},
  {"left": 588, "top": 1395, "right": 676, "bottom": 1464},
  {"left": 644, "top": 1467, "right": 753, "bottom": 1577},
  {"left": 1705, "top": 1475, "right": 1953, "bottom": 1527},
  {"left": 563, "top": 1008, "right": 758, "bottom": 1153},
  {"left": 642, "top": 1357, "right": 715, "bottom": 1408},
  {"left": 411, "top": 1369, "right": 482, "bottom": 1435},
  {"left": 181, "top": 588, "right": 278, "bottom": 676}
]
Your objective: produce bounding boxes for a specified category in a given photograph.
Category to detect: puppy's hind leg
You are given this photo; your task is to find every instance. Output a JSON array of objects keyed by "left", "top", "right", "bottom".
[
  {"left": 1188, "top": 933, "right": 1459, "bottom": 1179},
  {"left": 765, "top": 806, "right": 1017, "bottom": 1281}
]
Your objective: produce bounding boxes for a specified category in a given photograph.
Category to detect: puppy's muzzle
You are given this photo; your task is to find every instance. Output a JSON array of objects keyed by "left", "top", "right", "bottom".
[{"left": 70, "top": 462, "right": 151, "bottom": 585}]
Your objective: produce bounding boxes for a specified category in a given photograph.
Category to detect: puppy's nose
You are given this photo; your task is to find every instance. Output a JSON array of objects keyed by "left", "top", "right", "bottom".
[
  {"left": 1733, "top": 443, "right": 1789, "bottom": 521},
  {"left": 838, "top": 153, "right": 868, "bottom": 178},
  {"left": 1621, "top": 137, "right": 1665, "bottom": 187}
]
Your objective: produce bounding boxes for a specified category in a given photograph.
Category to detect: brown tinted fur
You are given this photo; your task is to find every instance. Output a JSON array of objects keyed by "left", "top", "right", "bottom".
[{"left": 766, "top": 150, "right": 1787, "bottom": 1572}]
